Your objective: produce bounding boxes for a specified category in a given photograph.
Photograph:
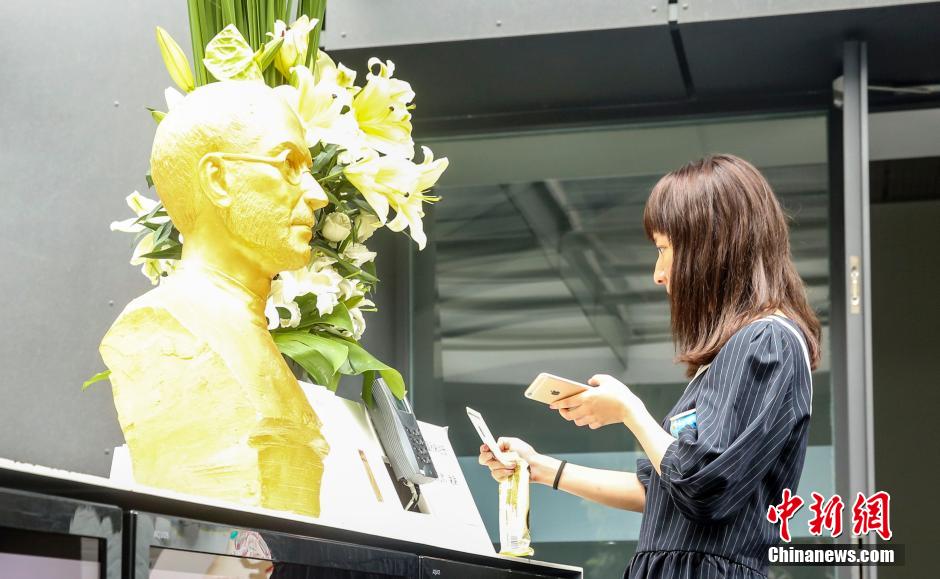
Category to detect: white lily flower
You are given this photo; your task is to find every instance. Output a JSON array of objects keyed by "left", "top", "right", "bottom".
[
  {"left": 352, "top": 58, "right": 415, "bottom": 159},
  {"left": 264, "top": 297, "right": 281, "bottom": 330},
  {"left": 343, "top": 150, "right": 420, "bottom": 224},
  {"left": 110, "top": 191, "right": 167, "bottom": 233},
  {"left": 338, "top": 278, "right": 359, "bottom": 302},
  {"left": 274, "top": 66, "right": 360, "bottom": 151},
  {"left": 351, "top": 146, "right": 446, "bottom": 250},
  {"left": 267, "top": 277, "right": 303, "bottom": 328},
  {"left": 414, "top": 146, "right": 449, "bottom": 194},
  {"left": 270, "top": 16, "right": 318, "bottom": 78},
  {"left": 112, "top": 191, "right": 176, "bottom": 284},
  {"left": 349, "top": 298, "right": 375, "bottom": 340},
  {"left": 310, "top": 255, "right": 337, "bottom": 272},
  {"left": 279, "top": 263, "right": 346, "bottom": 316},
  {"left": 164, "top": 87, "right": 184, "bottom": 111},
  {"left": 385, "top": 146, "right": 448, "bottom": 249},
  {"left": 315, "top": 50, "right": 357, "bottom": 89}
]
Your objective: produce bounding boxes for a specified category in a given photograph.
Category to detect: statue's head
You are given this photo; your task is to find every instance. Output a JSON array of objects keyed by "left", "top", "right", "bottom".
[{"left": 150, "top": 81, "right": 328, "bottom": 275}]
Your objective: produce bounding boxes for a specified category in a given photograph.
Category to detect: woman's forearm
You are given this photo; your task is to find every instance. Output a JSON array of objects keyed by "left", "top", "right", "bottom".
[
  {"left": 625, "top": 409, "right": 676, "bottom": 475},
  {"left": 528, "top": 455, "right": 646, "bottom": 512}
]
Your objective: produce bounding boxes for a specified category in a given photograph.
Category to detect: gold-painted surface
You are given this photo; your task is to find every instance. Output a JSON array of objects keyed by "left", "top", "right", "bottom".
[
  {"left": 498, "top": 453, "right": 534, "bottom": 557},
  {"left": 100, "top": 81, "right": 330, "bottom": 516}
]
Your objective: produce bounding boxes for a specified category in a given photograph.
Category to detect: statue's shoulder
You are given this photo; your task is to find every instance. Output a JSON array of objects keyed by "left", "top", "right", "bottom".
[{"left": 100, "top": 285, "right": 207, "bottom": 364}]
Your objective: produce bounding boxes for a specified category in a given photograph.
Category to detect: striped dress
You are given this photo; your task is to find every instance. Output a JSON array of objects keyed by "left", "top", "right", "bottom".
[{"left": 626, "top": 315, "right": 813, "bottom": 579}]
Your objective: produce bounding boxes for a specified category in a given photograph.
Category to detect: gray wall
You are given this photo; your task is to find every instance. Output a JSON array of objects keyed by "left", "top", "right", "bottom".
[
  {"left": 871, "top": 200, "right": 940, "bottom": 576},
  {"left": 0, "top": 1, "right": 192, "bottom": 475}
]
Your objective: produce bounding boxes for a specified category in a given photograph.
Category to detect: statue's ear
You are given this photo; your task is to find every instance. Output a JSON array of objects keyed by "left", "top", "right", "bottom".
[{"left": 198, "top": 153, "right": 232, "bottom": 209}]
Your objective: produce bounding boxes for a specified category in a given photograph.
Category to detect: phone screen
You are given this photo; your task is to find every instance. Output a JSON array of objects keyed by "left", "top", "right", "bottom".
[{"left": 466, "top": 407, "right": 511, "bottom": 466}]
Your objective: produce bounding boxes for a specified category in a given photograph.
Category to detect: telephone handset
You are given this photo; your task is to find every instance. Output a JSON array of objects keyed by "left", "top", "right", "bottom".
[{"left": 366, "top": 376, "right": 438, "bottom": 485}]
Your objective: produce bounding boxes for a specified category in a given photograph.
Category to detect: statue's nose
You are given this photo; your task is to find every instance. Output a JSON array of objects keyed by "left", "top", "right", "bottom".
[{"left": 300, "top": 172, "right": 329, "bottom": 211}]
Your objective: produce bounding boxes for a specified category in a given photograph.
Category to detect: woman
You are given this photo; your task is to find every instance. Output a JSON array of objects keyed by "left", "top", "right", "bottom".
[{"left": 479, "top": 154, "right": 820, "bottom": 578}]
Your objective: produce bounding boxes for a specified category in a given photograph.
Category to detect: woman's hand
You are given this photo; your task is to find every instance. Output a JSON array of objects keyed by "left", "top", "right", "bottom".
[
  {"left": 478, "top": 437, "right": 561, "bottom": 485},
  {"left": 550, "top": 374, "right": 647, "bottom": 429}
]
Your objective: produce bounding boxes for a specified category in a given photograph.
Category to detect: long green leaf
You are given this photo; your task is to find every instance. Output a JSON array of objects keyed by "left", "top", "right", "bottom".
[
  {"left": 187, "top": 0, "right": 208, "bottom": 85},
  {"left": 220, "top": 0, "right": 236, "bottom": 27},
  {"left": 82, "top": 370, "right": 111, "bottom": 391},
  {"left": 342, "top": 340, "right": 406, "bottom": 399},
  {"left": 304, "top": 0, "right": 326, "bottom": 70},
  {"left": 361, "top": 370, "right": 375, "bottom": 406},
  {"left": 139, "top": 245, "right": 183, "bottom": 260},
  {"left": 272, "top": 330, "right": 349, "bottom": 373},
  {"left": 278, "top": 344, "right": 334, "bottom": 387}
]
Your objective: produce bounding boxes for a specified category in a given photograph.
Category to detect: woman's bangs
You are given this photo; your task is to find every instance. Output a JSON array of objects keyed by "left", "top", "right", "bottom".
[{"left": 643, "top": 175, "right": 676, "bottom": 241}]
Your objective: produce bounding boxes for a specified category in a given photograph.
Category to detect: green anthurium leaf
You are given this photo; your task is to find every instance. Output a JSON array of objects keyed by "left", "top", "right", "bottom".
[
  {"left": 82, "top": 369, "right": 111, "bottom": 391},
  {"left": 272, "top": 331, "right": 349, "bottom": 375},
  {"left": 203, "top": 24, "right": 262, "bottom": 81}
]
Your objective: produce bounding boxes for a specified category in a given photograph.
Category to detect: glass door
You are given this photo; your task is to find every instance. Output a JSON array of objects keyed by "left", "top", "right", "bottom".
[{"left": 412, "top": 113, "right": 838, "bottom": 578}]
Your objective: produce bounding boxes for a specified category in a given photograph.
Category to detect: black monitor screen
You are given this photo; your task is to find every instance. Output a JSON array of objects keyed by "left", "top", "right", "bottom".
[
  {"left": 150, "top": 547, "right": 406, "bottom": 579},
  {"left": 0, "top": 527, "right": 101, "bottom": 579}
]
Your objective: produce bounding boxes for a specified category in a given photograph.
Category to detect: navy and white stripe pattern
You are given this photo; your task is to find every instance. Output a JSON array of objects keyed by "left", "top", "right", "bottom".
[{"left": 626, "top": 316, "right": 813, "bottom": 578}]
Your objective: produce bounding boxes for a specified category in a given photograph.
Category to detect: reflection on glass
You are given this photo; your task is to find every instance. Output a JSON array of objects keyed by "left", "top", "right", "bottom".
[
  {"left": 149, "top": 547, "right": 406, "bottom": 578},
  {"left": 418, "top": 115, "right": 834, "bottom": 578},
  {"left": 0, "top": 528, "right": 100, "bottom": 579},
  {"left": 151, "top": 549, "right": 272, "bottom": 579}
]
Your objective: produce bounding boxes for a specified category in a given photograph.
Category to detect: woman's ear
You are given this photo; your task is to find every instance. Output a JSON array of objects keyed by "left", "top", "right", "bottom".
[{"left": 198, "top": 153, "right": 232, "bottom": 209}]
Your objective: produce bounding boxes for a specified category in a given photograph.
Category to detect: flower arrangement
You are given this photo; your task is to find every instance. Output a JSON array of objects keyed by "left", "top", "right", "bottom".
[{"left": 89, "top": 1, "right": 445, "bottom": 402}]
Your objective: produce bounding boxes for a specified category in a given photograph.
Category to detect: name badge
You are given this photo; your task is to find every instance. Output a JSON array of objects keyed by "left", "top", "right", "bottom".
[{"left": 669, "top": 408, "right": 697, "bottom": 437}]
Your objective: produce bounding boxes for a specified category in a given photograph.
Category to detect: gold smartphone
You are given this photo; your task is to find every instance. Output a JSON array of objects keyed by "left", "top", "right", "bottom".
[{"left": 524, "top": 372, "right": 589, "bottom": 404}]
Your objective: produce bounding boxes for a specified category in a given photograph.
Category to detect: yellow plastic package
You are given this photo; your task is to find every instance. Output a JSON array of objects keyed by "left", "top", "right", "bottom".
[{"left": 498, "top": 452, "right": 535, "bottom": 557}]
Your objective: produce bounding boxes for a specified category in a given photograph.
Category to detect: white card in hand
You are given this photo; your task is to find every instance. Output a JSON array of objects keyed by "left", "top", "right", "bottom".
[{"left": 466, "top": 407, "right": 512, "bottom": 466}]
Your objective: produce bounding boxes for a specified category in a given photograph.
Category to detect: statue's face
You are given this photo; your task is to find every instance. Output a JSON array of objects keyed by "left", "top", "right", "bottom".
[{"left": 219, "top": 100, "right": 324, "bottom": 273}]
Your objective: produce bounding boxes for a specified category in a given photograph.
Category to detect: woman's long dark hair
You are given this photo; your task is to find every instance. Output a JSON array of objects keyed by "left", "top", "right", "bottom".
[{"left": 643, "top": 154, "right": 821, "bottom": 378}]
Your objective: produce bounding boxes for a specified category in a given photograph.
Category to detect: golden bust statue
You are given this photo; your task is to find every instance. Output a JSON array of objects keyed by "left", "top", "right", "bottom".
[{"left": 100, "top": 81, "right": 330, "bottom": 516}]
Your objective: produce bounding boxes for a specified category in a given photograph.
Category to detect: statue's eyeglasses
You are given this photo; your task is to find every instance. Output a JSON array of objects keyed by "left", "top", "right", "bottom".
[{"left": 216, "top": 149, "right": 310, "bottom": 185}]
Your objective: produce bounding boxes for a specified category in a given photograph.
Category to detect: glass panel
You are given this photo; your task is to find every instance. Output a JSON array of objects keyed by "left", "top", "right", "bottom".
[
  {"left": 415, "top": 114, "right": 834, "bottom": 578},
  {"left": 0, "top": 528, "right": 100, "bottom": 579}
]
